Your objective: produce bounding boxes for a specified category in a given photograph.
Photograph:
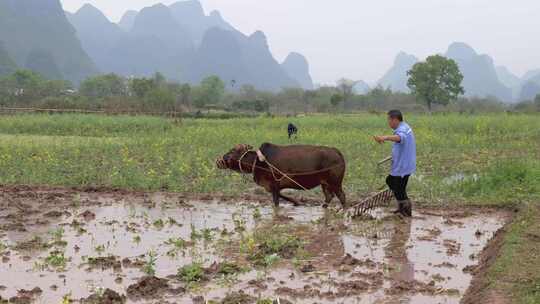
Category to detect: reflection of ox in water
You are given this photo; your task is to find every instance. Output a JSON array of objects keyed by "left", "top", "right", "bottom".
[{"left": 217, "top": 143, "right": 347, "bottom": 208}]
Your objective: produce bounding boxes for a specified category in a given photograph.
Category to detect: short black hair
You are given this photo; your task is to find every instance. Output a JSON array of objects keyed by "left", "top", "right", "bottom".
[{"left": 387, "top": 110, "right": 403, "bottom": 121}]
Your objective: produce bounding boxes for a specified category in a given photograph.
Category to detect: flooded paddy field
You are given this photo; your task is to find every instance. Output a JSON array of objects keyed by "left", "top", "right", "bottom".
[{"left": 0, "top": 186, "right": 510, "bottom": 304}]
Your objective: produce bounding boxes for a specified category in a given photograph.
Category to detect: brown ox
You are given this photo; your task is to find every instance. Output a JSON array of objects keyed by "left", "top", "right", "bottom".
[{"left": 217, "top": 143, "right": 347, "bottom": 208}]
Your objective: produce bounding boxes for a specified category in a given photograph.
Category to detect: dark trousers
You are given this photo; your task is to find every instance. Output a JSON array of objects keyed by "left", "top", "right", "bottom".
[{"left": 386, "top": 175, "right": 410, "bottom": 201}]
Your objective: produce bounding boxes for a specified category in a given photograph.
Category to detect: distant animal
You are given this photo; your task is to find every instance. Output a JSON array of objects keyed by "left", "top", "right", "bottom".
[
  {"left": 287, "top": 123, "right": 298, "bottom": 139},
  {"left": 216, "top": 143, "right": 347, "bottom": 208}
]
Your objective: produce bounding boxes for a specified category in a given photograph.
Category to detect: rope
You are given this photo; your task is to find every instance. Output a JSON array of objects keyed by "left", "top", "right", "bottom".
[{"left": 265, "top": 160, "right": 310, "bottom": 191}]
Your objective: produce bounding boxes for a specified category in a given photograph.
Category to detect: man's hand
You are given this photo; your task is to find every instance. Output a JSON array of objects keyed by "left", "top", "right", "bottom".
[
  {"left": 374, "top": 135, "right": 401, "bottom": 144},
  {"left": 373, "top": 135, "right": 385, "bottom": 144}
]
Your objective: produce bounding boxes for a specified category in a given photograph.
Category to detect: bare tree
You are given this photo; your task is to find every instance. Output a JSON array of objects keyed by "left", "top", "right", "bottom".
[{"left": 337, "top": 78, "right": 358, "bottom": 109}]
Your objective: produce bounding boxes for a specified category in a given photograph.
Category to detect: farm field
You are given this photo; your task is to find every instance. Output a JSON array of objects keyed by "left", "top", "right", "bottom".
[
  {"left": 0, "top": 113, "right": 538, "bottom": 205},
  {"left": 0, "top": 113, "right": 539, "bottom": 304}
]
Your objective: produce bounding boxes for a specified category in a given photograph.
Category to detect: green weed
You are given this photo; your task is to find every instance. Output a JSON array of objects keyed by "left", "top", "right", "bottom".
[
  {"left": 178, "top": 262, "right": 205, "bottom": 283},
  {"left": 143, "top": 251, "right": 157, "bottom": 276},
  {"left": 44, "top": 251, "right": 68, "bottom": 269}
]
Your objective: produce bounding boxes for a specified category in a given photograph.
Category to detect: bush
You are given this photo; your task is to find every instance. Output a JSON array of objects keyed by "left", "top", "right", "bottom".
[
  {"left": 143, "top": 88, "right": 175, "bottom": 112},
  {"left": 231, "top": 99, "right": 269, "bottom": 112}
]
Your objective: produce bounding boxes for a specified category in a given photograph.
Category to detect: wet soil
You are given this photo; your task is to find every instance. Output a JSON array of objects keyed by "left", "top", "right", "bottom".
[{"left": 0, "top": 186, "right": 511, "bottom": 304}]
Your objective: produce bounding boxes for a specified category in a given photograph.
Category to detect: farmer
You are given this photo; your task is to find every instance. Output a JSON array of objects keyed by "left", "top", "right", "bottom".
[{"left": 374, "top": 110, "right": 416, "bottom": 217}]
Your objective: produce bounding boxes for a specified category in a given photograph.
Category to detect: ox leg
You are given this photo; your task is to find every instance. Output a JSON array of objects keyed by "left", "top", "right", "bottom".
[
  {"left": 322, "top": 185, "right": 334, "bottom": 208},
  {"left": 272, "top": 189, "right": 280, "bottom": 207},
  {"left": 279, "top": 192, "right": 300, "bottom": 206},
  {"left": 335, "top": 188, "right": 347, "bottom": 209}
]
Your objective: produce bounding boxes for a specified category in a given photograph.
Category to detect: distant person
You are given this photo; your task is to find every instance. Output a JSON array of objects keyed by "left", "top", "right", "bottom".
[
  {"left": 374, "top": 110, "right": 416, "bottom": 217},
  {"left": 288, "top": 123, "right": 298, "bottom": 140}
]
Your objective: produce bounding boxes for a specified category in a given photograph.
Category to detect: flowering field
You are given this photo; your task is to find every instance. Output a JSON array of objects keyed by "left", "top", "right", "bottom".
[{"left": 0, "top": 113, "right": 538, "bottom": 205}]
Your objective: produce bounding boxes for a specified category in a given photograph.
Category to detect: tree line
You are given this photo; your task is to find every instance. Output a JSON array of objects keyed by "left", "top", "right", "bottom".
[{"left": 0, "top": 55, "right": 539, "bottom": 115}]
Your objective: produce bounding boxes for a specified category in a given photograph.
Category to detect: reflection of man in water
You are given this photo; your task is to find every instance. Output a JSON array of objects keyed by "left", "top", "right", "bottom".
[
  {"left": 374, "top": 110, "right": 416, "bottom": 217},
  {"left": 385, "top": 217, "right": 414, "bottom": 301}
]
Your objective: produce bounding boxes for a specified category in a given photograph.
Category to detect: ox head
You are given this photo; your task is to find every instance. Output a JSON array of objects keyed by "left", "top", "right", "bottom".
[{"left": 216, "top": 144, "right": 253, "bottom": 171}]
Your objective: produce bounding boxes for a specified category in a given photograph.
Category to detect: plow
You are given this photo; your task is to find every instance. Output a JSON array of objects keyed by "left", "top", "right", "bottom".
[{"left": 345, "top": 188, "right": 395, "bottom": 218}]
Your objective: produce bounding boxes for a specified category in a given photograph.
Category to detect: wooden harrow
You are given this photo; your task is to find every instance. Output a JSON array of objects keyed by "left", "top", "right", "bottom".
[{"left": 344, "top": 189, "right": 394, "bottom": 218}]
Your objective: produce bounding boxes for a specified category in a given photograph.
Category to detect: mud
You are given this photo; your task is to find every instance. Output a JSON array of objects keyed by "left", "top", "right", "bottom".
[
  {"left": 80, "top": 289, "right": 126, "bottom": 304},
  {"left": 126, "top": 276, "right": 184, "bottom": 299},
  {"left": 0, "top": 186, "right": 510, "bottom": 304}
]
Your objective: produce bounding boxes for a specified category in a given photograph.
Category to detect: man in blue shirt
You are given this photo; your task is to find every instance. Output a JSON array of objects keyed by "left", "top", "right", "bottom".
[{"left": 374, "top": 110, "right": 416, "bottom": 217}]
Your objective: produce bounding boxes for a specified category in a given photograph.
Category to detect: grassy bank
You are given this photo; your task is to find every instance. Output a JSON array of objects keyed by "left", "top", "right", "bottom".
[
  {"left": 0, "top": 113, "right": 538, "bottom": 206},
  {"left": 490, "top": 204, "right": 540, "bottom": 303}
]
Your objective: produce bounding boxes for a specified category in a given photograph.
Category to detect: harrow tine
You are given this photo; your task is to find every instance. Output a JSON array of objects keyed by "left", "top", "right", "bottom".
[{"left": 348, "top": 189, "right": 395, "bottom": 218}]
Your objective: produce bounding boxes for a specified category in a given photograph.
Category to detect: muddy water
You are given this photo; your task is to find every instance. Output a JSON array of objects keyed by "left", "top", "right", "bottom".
[{"left": 0, "top": 190, "right": 508, "bottom": 304}]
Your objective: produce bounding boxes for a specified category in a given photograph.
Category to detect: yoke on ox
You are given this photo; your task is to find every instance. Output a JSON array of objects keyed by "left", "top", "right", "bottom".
[{"left": 217, "top": 143, "right": 347, "bottom": 209}]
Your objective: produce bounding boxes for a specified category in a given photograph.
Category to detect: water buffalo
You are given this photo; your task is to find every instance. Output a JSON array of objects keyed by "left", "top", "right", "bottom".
[
  {"left": 217, "top": 143, "right": 347, "bottom": 208},
  {"left": 287, "top": 123, "right": 298, "bottom": 140}
]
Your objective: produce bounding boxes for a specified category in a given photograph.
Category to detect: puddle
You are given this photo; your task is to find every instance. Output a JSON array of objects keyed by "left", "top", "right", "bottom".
[
  {"left": 443, "top": 173, "right": 480, "bottom": 185},
  {"left": 0, "top": 189, "right": 508, "bottom": 303}
]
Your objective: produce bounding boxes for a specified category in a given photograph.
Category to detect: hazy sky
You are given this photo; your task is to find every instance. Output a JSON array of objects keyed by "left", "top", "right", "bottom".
[{"left": 62, "top": 0, "right": 540, "bottom": 85}]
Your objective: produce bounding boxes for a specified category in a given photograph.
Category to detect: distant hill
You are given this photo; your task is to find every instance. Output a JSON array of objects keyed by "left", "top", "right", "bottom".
[
  {"left": 169, "top": 0, "right": 235, "bottom": 45},
  {"left": 186, "top": 27, "right": 247, "bottom": 87},
  {"left": 25, "top": 48, "right": 63, "bottom": 80},
  {"left": 0, "top": 41, "right": 17, "bottom": 77},
  {"left": 281, "top": 52, "right": 314, "bottom": 90},
  {"left": 67, "top": 0, "right": 303, "bottom": 90},
  {"left": 377, "top": 52, "right": 418, "bottom": 92},
  {"left": 237, "top": 31, "right": 299, "bottom": 90},
  {"left": 186, "top": 29, "right": 298, "bottom": 91},
  {"left": 445, "top": 42, "right": 512, "bottom": 101},
  {"left": 523, "top": 69, "right": 540, "bottom": 81},
  {"left": 496, "top": 66, "right": 521, "bottom": 89},
  {"left": 118, "top": 10, "right": 137, "bottom": 31},
  {"left": 66, "top": 4, "right": 125, "bottom": 73},
  {"left": 0, "top": 0, "right": 98, "bottom": 83},
  {"left": 131, "top": 4, "right": 193, "bottom": 52},
  {"left": 68, "top": 3, "right": 195, "bottom": 80},
  {"left": 496, "top": 66, "right": 522, "bottom": 100},
  {"left": 519, "top": 74, "right": 540, "bottom": 101}
]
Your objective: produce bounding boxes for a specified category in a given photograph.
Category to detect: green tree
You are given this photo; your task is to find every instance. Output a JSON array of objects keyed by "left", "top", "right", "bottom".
[
  {"left": 80, "top": 74, "right": 126, "bottom": 98},
  {"left": 179, "top": 83, "right": 191, "bottom": 107},
  {"left": 40, "top": 79, "right": 71, "bottom": 97},
  {"left": 407, "top": 55, "right": 464, "bottom": 111},
  {"left": 11, "top": 69, "right": 43, "bottom": 89},
  {"left": 302, "top": 90, "right": 317, "bottom": 113},
  {"left": 337, "top": 78, "right": 357, "bottom": 109},
  {"left": 193, "top": 75, "right": 225, "bottom": 108},
  {"left": 240, "top": 84, "right": 257, "bottom": 100},
  {"left": 330, "top": 93, "right": 343, "bottom": 108},
  {"left": 153, "top": 72, "right": 166, "bottom": 88},
  {"left": 143, "top": 87, "right": 175, "bottom": 112},
  {"left": 0, "top": 69, "right": 44, "bottom": 105},
  {"left": 535, "top": 94, "right": 540, "bottom": 110},
  {"left": 130, "top": 77, "right": 156, "bottom": 99}
]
